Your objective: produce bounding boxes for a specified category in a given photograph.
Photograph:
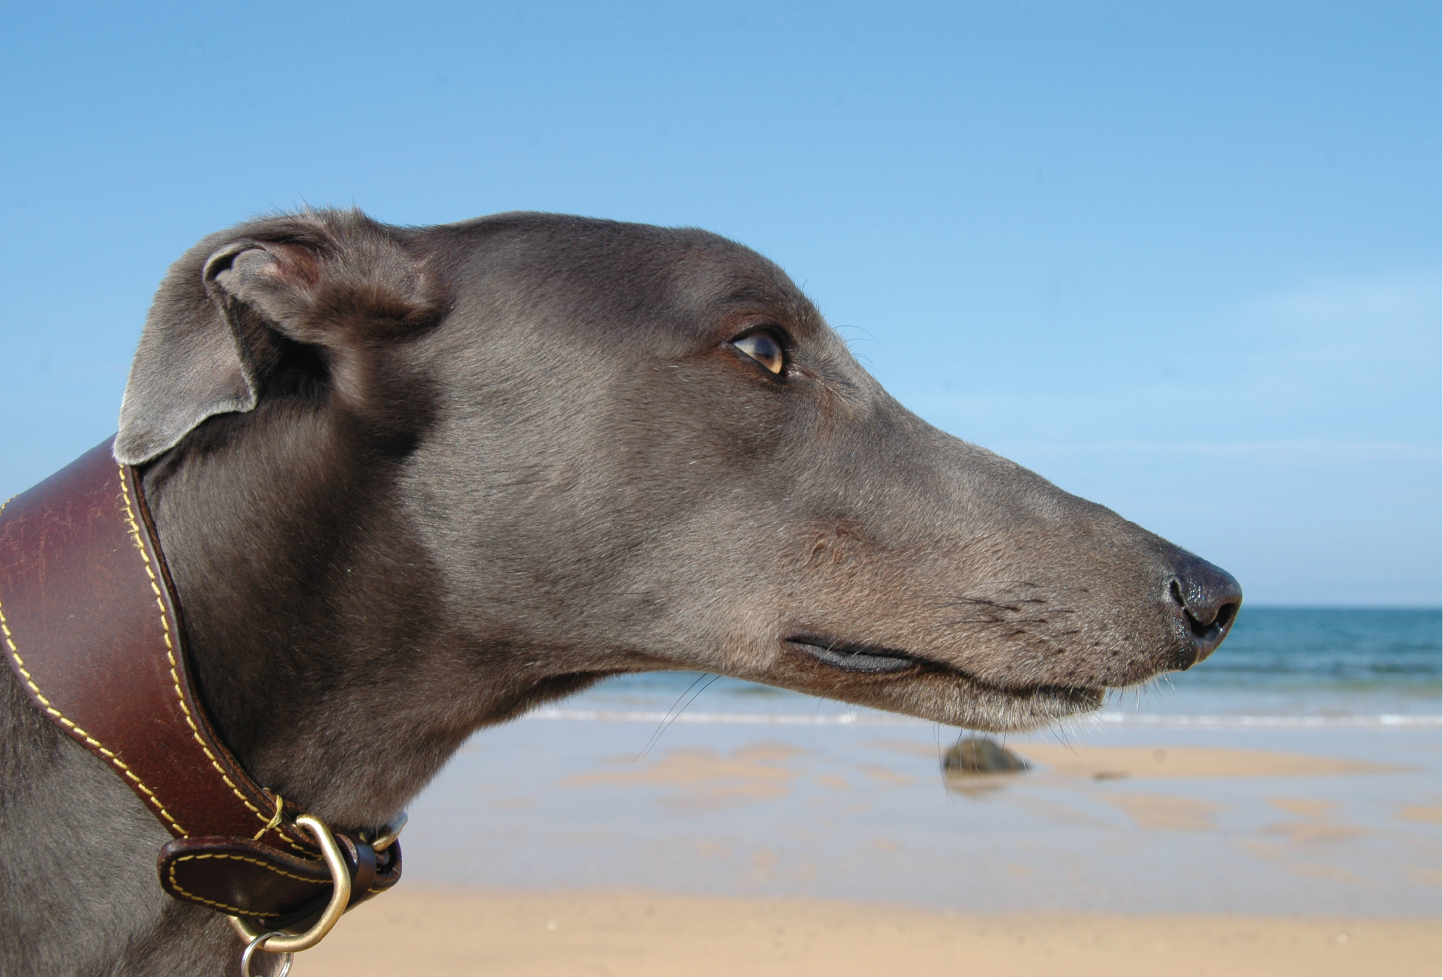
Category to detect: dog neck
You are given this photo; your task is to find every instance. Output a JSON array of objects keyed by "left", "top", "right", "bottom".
[{"left": 141, "top": 409, "right": 602, "bottom": 830}]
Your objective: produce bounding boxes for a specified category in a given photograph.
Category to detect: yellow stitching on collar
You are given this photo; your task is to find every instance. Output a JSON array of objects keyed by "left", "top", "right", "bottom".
[
  {"left": 117, "top": 467, "right": 305, "bottom": 852},
  {"left": 255, "top": 792, "right": 285, "bottom": 840}
]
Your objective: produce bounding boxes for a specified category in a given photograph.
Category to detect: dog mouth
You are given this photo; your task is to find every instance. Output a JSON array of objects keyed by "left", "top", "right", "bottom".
[
  {"left": 786, "top": 636, "right": 918, "bottom": 673},
  {"left": 785, "top": 634, "right": 1106, "bottom": 724}
]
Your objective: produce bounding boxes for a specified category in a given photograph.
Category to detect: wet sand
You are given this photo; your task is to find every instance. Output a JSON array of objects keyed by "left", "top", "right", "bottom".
[
  {"left": 294, "top": 888, "right": 1440, "bottom": 976},
  {"left": 293, "top": 715, "right": 1440, "bottom": 975}
]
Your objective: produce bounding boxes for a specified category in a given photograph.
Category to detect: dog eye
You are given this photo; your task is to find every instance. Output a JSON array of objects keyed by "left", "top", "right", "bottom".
[{"left": 732, "top": 331, "right": 785, "bottom": 375}]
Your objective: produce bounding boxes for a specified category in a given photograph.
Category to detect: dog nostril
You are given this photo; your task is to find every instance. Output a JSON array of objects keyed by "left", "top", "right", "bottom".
[
  {"left": 1185, "top": 610, "right": 1217, "bottom": 641},
  {"left": 1167, "top": 576, "right": 1220, "bottom": 638}
]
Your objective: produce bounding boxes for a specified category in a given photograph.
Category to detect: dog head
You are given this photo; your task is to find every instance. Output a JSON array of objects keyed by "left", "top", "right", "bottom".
[{"left": 117, "top": 209, "right": 1239, "bottom": 797}]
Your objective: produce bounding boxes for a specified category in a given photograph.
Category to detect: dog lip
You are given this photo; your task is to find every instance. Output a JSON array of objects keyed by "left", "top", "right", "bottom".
[
  {"left": 785, "top": 634, "right": 1107, "bottom": 716},
  {"left": 785, "top": 636, "right": 919, "bottom": 674}
]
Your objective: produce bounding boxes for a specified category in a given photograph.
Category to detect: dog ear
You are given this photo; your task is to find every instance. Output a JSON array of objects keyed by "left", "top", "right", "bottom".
[{"left": 115, "top": 212, "right": 437, "bottom": 465}]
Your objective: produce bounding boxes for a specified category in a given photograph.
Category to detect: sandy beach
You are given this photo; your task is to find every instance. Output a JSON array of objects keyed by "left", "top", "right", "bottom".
[
  {"left": 294, "top": 888, "right": 1440, "bottom": 976},
  {"left": 290, "top": 709, "right": 1439, "bottom": 976}
]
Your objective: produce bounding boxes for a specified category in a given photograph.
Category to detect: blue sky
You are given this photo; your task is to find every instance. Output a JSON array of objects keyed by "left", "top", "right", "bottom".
[{"left": 1, "top": 1, "right": 1438, "bottom": 604}]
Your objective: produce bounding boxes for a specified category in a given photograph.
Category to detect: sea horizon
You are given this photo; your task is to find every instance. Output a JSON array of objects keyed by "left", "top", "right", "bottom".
[{"left": 541, "top": 605, "right": 1442, "bottom": 727}]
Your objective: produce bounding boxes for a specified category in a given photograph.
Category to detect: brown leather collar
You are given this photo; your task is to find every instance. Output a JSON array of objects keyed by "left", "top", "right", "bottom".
[{"left": 0, "top": 438, "right": 402, "bottom": 937}]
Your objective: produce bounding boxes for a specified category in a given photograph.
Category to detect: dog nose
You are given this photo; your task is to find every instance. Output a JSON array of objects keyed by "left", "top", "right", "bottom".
[{"left": 1165, "top": 552, "right": 1242, "bottom": 667}]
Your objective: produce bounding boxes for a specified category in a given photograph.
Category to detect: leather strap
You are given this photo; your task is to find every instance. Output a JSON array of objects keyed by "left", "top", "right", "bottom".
[
  {"left": 158, "top": 831, "right": 399, "bottom": 930},
  {"left": 0, "top": 437, "right": 400, "bottom": 928}
]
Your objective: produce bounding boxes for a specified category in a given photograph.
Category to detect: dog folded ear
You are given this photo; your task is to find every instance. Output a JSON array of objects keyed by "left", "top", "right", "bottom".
[{"left": 116, "top": 211, "right": 438, "bottom": 465}]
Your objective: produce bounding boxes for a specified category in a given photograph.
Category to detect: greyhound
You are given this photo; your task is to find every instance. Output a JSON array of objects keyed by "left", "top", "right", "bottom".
[{"left": 0, "top": 209, "right": 1240, "bottom": 974}]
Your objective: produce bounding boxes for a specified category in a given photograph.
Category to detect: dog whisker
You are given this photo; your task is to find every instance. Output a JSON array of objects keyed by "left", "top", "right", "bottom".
[
  {"left": 635, "top": 674, "right": 722, "bottom": 761},
  {"left": 634, "top": 672, "right": 711, "bottom": 761}
]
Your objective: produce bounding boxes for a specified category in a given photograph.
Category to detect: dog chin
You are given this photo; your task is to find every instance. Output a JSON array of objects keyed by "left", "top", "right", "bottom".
[{"left": 910, "top": 677, "right": 1107, "bottom": 733}]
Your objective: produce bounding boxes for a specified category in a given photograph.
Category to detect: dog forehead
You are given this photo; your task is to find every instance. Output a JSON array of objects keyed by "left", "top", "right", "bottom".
[{"left": 440, "top": 214, "right": 818, "bottom": 337}]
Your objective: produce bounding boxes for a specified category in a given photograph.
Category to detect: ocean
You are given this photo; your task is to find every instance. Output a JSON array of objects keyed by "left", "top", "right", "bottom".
[{"left": 543, "top": 606, "right": 1442, "bottom": 727}]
